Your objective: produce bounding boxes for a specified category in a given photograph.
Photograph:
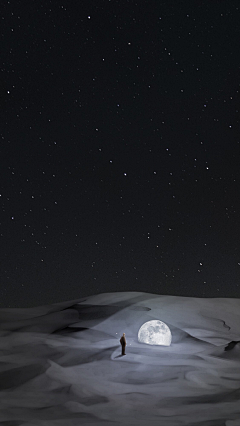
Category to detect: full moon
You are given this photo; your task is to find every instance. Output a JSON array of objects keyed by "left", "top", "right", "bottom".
[{"left": 138, "top": 320, "right": 172, "bottom": 346}]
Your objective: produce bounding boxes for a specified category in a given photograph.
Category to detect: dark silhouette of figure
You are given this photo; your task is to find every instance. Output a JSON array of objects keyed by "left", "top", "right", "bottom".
[{"left": 120, "top": 333, "right": 126, "bottom": 355}]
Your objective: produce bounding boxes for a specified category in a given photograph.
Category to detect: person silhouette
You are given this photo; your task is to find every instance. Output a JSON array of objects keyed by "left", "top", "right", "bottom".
[{"left": 120, "top": 333, "right": 126, "bottom": 355}]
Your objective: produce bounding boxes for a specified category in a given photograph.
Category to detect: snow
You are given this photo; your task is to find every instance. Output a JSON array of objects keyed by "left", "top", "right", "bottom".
[{"left": 0, "top": 292, "right": 240, "bottom": 425}]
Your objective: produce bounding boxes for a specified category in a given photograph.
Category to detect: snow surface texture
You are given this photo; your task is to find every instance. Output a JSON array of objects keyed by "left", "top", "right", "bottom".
[{"left": 0, "top": 292, "right": 240, "bottom": 426}]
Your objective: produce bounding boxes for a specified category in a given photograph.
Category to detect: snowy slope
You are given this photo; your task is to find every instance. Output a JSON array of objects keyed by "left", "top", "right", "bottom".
[{"left": 0, "top": 292, "right": 240, "bottom": 425}]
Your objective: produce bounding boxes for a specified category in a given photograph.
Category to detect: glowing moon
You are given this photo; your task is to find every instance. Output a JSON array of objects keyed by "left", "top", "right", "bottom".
[{"left": 138, "top": 320, "right": 172, "bottom": 346}]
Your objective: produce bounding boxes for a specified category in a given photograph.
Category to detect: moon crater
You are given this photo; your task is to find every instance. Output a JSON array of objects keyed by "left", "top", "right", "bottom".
[{"left": 138, "top": 320, "right": 172, "bottom": 346}]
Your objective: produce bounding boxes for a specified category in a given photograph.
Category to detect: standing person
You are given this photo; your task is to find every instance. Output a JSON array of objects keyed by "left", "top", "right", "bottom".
[{"left": 120, "top": 333, "right": 126, "bottom": 355}]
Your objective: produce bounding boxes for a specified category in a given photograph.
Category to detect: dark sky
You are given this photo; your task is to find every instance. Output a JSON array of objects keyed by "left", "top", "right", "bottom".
[{"left": 1, "top": 0, "right": 240, "bottom": 307}]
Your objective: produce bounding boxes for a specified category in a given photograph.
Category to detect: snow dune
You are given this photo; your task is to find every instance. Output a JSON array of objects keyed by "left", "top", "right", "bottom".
[{"left": 0, "top": 292, "right": 240, "bottom": 425}]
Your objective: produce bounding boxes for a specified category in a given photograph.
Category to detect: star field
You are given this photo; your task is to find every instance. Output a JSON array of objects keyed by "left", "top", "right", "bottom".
[{"left": 1, "top": 0, "right": 240, "bottom": 307}]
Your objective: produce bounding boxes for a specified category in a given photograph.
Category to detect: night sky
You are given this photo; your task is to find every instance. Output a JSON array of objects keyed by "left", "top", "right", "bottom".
[{"left": 1, "top": 0, "right": 240, "bottom": 308}]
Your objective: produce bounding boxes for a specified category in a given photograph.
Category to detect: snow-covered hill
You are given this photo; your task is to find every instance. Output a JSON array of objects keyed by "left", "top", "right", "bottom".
[{"left": 0, "top": 292, "right": 240, "bottom": 425}]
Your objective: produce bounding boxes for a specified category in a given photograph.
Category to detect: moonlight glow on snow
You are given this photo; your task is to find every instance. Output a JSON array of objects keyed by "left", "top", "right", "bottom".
[{"left": 138, "top": 320, "right": 172, "bottom": 346}]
